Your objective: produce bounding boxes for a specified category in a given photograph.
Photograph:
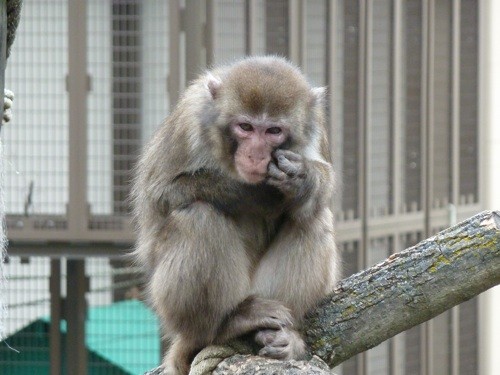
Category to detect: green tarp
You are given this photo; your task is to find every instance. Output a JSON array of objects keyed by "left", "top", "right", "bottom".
[{"left": 0, "top": 300, "right": 160, "bottom": 374}]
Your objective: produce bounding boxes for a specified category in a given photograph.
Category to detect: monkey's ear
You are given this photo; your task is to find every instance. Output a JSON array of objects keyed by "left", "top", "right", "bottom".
[
  {"left": 206, "top": 74, "right": 223, "bottom": 100},
  {"left": 310, "top": 87, "right": 327, "bottom": 106}
]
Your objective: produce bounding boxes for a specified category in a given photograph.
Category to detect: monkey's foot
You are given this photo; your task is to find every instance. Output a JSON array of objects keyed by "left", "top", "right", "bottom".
[
  {"left": 255, "top": 328, "right": 307, "bottom": 360},
  {"left": 216, "top": 296, "right": 294, "bottom": 343}
]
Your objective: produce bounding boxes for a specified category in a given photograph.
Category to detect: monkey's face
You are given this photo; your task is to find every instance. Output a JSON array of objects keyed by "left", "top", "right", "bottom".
[
  {"left": 204, "top": 57, "right": 321, "bottom": 185},
  {"left": 230, "top": 116, "right": 290, "bottom": 184}
]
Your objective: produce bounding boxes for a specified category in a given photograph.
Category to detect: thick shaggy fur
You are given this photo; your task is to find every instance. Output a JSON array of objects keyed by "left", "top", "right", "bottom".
[{"left": 131, "top": 56, "right": 339, "bottom": 375}]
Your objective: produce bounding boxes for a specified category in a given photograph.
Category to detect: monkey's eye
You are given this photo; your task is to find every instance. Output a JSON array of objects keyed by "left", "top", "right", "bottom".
[
  {"left": 239, "top": 123, "right": 254, "bottom": 132},
  {"left": 266, "top": 127, "right": 282, "bottom": 135}
]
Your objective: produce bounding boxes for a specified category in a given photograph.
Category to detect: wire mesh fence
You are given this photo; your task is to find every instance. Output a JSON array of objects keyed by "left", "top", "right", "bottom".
[
  {"left": 1, "top": 256, "right": 157, "bottom": 374},
  {"left": 1, "top": 0, "right": 483, "bottom": 374}
]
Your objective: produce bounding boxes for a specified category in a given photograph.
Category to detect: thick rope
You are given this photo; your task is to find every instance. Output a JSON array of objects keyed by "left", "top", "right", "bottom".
[{"left": 189, "top": 342, "right": 253, "bottom": 375}]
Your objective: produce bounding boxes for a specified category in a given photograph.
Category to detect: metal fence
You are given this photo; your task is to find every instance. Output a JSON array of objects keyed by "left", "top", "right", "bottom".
[{"left": 1, "top": 1, "right": 483, "bottom": 375}]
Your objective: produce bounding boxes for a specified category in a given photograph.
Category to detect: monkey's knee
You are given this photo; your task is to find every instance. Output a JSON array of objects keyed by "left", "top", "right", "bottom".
[
  {"left": 169, "top": 201, "right": 243, "bottom": 245},
  {"left": 150, "top": 209, "right": 252, "bottom": 339},
  {"left": 173, "top": 200, "right": 220, "bottom": 221}
]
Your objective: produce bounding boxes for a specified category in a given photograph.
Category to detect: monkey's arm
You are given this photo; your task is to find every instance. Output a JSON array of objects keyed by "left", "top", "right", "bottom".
[
  {"left": 157, "top": 169, "right": 242, "bottom": 214},
  {"left": 157, "top": 169, "right": 284, "bottom": 217},
  {"left": 267, "top": 149, "right": 333, "bottom": 221}
]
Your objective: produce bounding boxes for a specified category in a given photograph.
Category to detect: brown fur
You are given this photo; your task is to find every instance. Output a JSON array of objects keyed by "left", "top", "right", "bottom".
[{"left": 131, "top": 56, "right": 339, "bottom": 375}]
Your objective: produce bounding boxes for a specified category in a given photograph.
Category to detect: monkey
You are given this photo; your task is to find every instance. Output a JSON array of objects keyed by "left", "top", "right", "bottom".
[{"left": 131, "top": 56, "right": 339, "bottom": 375}]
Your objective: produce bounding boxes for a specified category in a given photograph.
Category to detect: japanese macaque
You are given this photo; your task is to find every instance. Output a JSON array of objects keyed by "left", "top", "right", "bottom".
[{"left": 131, "top": 56, "right": 339, "bottom": 375}]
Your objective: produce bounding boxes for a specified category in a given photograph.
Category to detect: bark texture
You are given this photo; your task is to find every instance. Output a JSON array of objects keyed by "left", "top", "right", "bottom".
[
  {"left": 144, "top": 210, "right": 500, "bottom": 374},
  {"left": 305, "top": 210, "right": 500, "bottom": 367},
  {"left": 211, "top": 355, "right": 331, "bottom": 375}
]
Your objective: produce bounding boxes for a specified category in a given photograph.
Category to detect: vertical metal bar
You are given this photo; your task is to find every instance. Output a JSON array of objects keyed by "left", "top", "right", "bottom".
[
  {"left": 424, "top": 0, "right": 437, "bottom": 375},
  {"left": 301, "top": 0, "right": 307, "bottom": 69},
  {"left": 66, "top": 259, "right": 87, "bottom": 375},
  {"left": 421, "top": 0, "right": 430, "bottom": 374},
  {"left": 185, "top": 0, "right": 205, "bottom": 83},
  {"left": 450, "top": 2, "right": 461, "bottom": 374},
  {"left": 359, "top": 0, "right": 369, "bottom": 373},
  {"left": 67, "top": 0, "right": 88, "bottom": 235},
  {"left": 289, "top": 0, "right": 298, "bottom": 63},
  {"left": 327, "top": 0, "right": 343, "bottom": 220},
  {"left": 206, "top": 0, "right": 215, "bottom": 66},
  {"left": 359, "top": 0, "right": 368, "bottom": 263},
  {"left": 288, "top": 0, "right": 304, "bottom": 66},
  {"left": 451, "top": 307, "right": 460, "bottom": 375},
  {"left": 168, "top": 0, "right": 182, "bottom": 108},
  {"left": 245, "top": 0, "right": 259, "bottom": 55},
  {"left": 50, "top": 259, "right": 62, "bottom": 375},
  {"left": 451, "top": 0, "right": 460, "bottom": 207},
  {"left": 391, "top": 3, "right": 405, "bottom": 372},
  {"left": 245, "top": 0, "right": 255, "bottom": 55},
  {"left": 424, "top": 0, "right": 434, "bottom": 238},
  {"left": 245, "top": 0, "right": 251, "bottom": 55},
  {"left": 421, "top": 320, "right": 430, "bottom": 375},
  {"left": 327, "top": 0, "right": 339, "bottom": 160},
  {"left": 477, "top": 0, "right": 489, "bottom": 213},
  {"left": 324, "top": 0, "right": 331, "bottom": 91},
  {"left": 477, "top": 1, "right": 492, "bottom": 373},
  {"left": 392, "top": 0, "right": 403, "bottom": 220}
]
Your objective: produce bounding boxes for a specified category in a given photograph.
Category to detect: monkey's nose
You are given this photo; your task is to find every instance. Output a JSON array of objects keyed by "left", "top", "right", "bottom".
[{"left": 248, "top": 154, "right": 266, "bottom": 163}]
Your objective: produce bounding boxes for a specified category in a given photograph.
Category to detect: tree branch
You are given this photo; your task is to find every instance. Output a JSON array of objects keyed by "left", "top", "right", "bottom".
[
  {"left": 305, "top": 210, "right": 500, "bottom": 367},
  {"left": 145, "top": 210, "right": 500, "bottom": 374}
]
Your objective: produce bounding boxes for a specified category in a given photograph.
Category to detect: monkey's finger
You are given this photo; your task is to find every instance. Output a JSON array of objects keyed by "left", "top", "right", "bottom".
[
  {"left": 274, "top": 149, "right": 302, "bottom": 162},
  {"left": 261, "top": 316, "right": 291, "bottom": 330},
  {"left": 255, "top": 329, "right": 277, "bottom": 346},
  {"left": 268, "top": 162, "right": 287, "bottom": 180},
  {"left": 276, "top": 155, "right": 301, "bottom": 177},
  {"left": 269, "top": 330, "right": 290, "bottom": 347}
]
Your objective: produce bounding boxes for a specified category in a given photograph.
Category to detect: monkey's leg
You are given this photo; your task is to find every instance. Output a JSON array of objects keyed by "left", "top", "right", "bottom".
[
  {"left": 253, "top": 208, "right": 337, "bottom": 318},
  {"left": 251, "top": 208, "right": 338, "bottom": 360},
  {"left": 149, "top": 203, "right": 252, "bottom": 374},
  {"left": 163, "top": 335, "right": 195, "bottom": 375}
]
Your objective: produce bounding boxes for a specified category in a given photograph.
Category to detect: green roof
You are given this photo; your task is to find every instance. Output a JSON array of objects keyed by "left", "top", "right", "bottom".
[{"left": 1, "top": 300, "right": 160, "bottom": 374}]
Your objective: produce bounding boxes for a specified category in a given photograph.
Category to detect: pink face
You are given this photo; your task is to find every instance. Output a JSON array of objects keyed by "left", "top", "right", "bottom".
[{"left": 231, "top": 119, "right": 289, "bottom": 184}]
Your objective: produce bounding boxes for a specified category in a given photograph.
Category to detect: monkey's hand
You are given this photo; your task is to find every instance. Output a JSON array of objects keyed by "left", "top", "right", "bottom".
[
  {"left": 255, "top": 328, "right": 307, "bottom": 360},
  {"left": 268, "top": 149, "right": 333, "bottom": 221},
  {"left": 267, "top": 149, "right": 311, "bottom": 202}
]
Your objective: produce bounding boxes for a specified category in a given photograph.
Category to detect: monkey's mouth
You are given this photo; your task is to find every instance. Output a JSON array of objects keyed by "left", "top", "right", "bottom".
[
  {"left": 242, "top": 171, "right": 267, "bottom": 184},
  {"left": 235, "top": 166, "right": 267, "bottom": 184}
]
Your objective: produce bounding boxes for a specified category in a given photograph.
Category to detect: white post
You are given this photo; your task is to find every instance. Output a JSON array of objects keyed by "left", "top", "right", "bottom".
[{"left": 480, "top": 1, "right": 500, "bottom": 375}]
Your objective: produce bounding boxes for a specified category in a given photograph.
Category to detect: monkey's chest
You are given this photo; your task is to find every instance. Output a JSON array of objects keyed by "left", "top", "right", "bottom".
[{"left": 236, "top": 213, "right": 285, "bottom": 262}]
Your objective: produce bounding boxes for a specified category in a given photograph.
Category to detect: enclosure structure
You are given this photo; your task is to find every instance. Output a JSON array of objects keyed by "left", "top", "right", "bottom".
[{"left": 1, "top": 1, "right": 485, "bottom": 374}]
